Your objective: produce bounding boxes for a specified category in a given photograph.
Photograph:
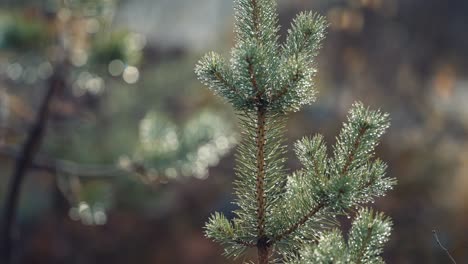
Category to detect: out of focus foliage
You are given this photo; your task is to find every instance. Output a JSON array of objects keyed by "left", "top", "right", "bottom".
[
  {"left": 0, "top": 14, "right": 50, "bottom": 51},
  {"left": 124, "top": 111, "right": 236, "bottom": 180},
  {"left": 0, "top": 0, "right": 236, "bottom": 231}
]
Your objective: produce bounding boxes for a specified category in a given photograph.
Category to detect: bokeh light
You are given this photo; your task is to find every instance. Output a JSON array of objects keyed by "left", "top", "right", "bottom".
[{"left": 122, "top": 65, "right": 139, "bottom": 84}]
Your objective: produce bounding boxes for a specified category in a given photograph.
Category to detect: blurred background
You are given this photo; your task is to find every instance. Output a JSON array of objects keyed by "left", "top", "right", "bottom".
[{"left": 0, "top": 0, "right": 467, "bottom": 263}]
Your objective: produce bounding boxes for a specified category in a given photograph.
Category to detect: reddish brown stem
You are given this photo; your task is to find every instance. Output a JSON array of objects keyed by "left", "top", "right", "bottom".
[
  {"left": 257, "top": 236, "right": 270, "bottom": 264},
  {"left": 273, "top": 203, "right": 325, "bottom": 243},
  {"left": 214, "top": 71, "right": 243, "bottom": 100},
  {"left": 341, "top": 125, "right": 369, "bottom": 177},
  {"left": 251, "top": 0, "right": 260, "bottom": 41},
  {"left": 255, "top": 105, "right": 267, "bottom": 238}
]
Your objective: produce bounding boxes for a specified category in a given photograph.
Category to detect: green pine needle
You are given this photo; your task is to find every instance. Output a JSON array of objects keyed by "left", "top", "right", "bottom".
[
  {"left": 286, "top": 208, "right": 392, "bottom": 264},
  {"left": 195, "top": 0, "right": 395, "bottom": 263}
]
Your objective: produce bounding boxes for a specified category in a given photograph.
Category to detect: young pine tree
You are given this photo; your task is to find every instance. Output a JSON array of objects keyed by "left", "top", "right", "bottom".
[{"left": 195, "top": 0, "right": 396, "bottom": 263}]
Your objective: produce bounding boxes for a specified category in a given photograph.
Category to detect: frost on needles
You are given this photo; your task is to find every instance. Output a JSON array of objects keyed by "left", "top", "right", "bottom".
[{"left": 195, "top": 0, "right": 396, "bottom": 263}]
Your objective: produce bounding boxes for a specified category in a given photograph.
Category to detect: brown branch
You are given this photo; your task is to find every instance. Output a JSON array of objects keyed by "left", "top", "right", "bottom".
[
  {"left": 246, "top": 48, "right": 279, "bottom": 263},
  {"left": 234, "top": 239, "right": 256, "bottom": 248},
  {"left": 255, "top": 106, "right": 267, "bottom": 237},
  {"left": 291, "top": 29, "right": 316, "bottom": 60},
  {"left": 246, "top": 4, "right": 271, "bottom": 255},
  {"left": 255, "top": 104, "right": 268, "bottom": 264},
  {"left": 257, "top": 236, "right": 270, "bottom": 264},
  {"left": 272, "top": 134, "right": 379, "bottom": 246},
  {"left": 0, "top": 145, "right": 123, "bottom": 180},
  {"left": 340, "top": 125, "right": 369, "bottom": 177},
  {"left": 248, "top": 58, "right": 260, "bottom": 95},
  {"left": 251, "top": 0, "right": 261, "bottom": 41},
  {"left": 270, "top": 72, "right": 300, "bottom": 103},
  {"left": 272, "top": 171, "right": 379, "bottom": 245},
  {"left": 273, "top": 203, "right": 325, "bottom": 243},
  {"left": 214, "top": 72, "right": 242, "bottom": 98},
  {"left": 271, "top": 127, "right": 371, "bottom": 245},
  {"left": 213, "top": 71, "right": 257, "bottom": 105},
  {"left": 1, "top": 69, "right": 62, "bottom": 264}
]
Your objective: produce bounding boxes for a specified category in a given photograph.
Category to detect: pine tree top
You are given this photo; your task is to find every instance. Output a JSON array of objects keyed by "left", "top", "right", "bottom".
[
  {"left": 195, "top": 0, "right": 395, "bottom": 263},
  {"left": 195, "top": 0, "right": 327, "bottom": 113}
]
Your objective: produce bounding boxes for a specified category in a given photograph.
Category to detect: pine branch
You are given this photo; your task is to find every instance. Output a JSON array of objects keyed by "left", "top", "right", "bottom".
[
  {"left": 250, "top": 0, "right": 261, "bottom": 40},
  {"left": 341, "top": 124, "right": 370, "bottom": 177},
  {"left": 196, "top": 52, "right": 252, "bottom": 108},
  {"left": 271, "top": 12, "right": 327, "bottom": 110},
  {"left": 270, "top": 70, "right": 301, "bottom": 103},
  {"left": 348, "top": 209, "right": 392, "bottom": 264},
  {"left": 273, "top": 203, "right": 325, "bottom": 243},
  {"left": 282, "top": 12, "right": 327, "bottom": 60},
  {"left": 197, "top": 0, "right": 394, "bottom": 262},
  {"left": 294, "top": 135, "right": 328, "bottom": 179},
  {"left": 285, "top": 208, "right": 392, "bottom": 264},
  {"left": 355, "top": 225, "right": 374, "bottom": 264},
  {"left": 248, "top": 57, "right": 261, "bottom": 97},
  {"left": 272, "top": 105, "right": 393, "bottom": 247},
  {"left": 273, "top": 169, "right": 389, "bottom": 245},
  {"left": 332, "top": 102, "right": 390, "bottom": 178},
  {"left": 214, "top": 71, "right": 240, "bottom": 97},
  {"left": 234, "top": 0, "right": 279, "bottom": 45}
]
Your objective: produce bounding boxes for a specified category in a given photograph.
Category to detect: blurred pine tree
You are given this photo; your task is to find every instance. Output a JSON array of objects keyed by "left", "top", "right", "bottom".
[{"left": 0, "top": 1, "right": 236, "bottom": 262}]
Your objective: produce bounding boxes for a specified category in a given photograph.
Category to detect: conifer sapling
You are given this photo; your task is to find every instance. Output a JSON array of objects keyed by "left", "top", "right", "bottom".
[{"left": 195, "top": 0, "right": 396, "bottom": 263}]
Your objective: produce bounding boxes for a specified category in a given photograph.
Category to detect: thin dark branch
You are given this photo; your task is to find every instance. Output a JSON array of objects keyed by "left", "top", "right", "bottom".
[
  {"left": 273, "top": 203, "right": 325, "bottom": 243},
  {"left": 273, "top": 173, "right": 378, "bottom": 244},
  {"left": 0, "top": 145, "right": 123, "bottom": 179},
  {"left": 0, "top": 145, "right": 177, "bottom": 192},
  {"left": 432, "top": 229, "right": 457, "bottom": 264},
  {"left": 341, "top": 125, "right": 369, "bottom": 177},
  {"left": 213, "top": 71, "right": 243, "bottom": 100},
  {"left": 270, "top": 71, "right": 300, "bottom": 103},
  {"left": 247, "top": 57, "right": 263, "bottom": 99},
  {"left": 1, "top": 69, "right": 62, "bottom": 264},
  {"left": 234, "top": 239, "right": 256, "bottom": 248}
]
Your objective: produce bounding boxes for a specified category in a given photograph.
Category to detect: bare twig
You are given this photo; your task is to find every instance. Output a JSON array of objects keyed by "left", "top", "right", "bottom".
[
  {"left": 0, "top": 144, "right": 177, "bottom": 190},
  {"left": 432, "top": 229, "right": 457, "bottom": 264},
  {"left": 0, "top": 145, "right": 123, "bottom": 179},
  {"left": 1, "top": 69, "right": 62, "bottom": 264}
]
